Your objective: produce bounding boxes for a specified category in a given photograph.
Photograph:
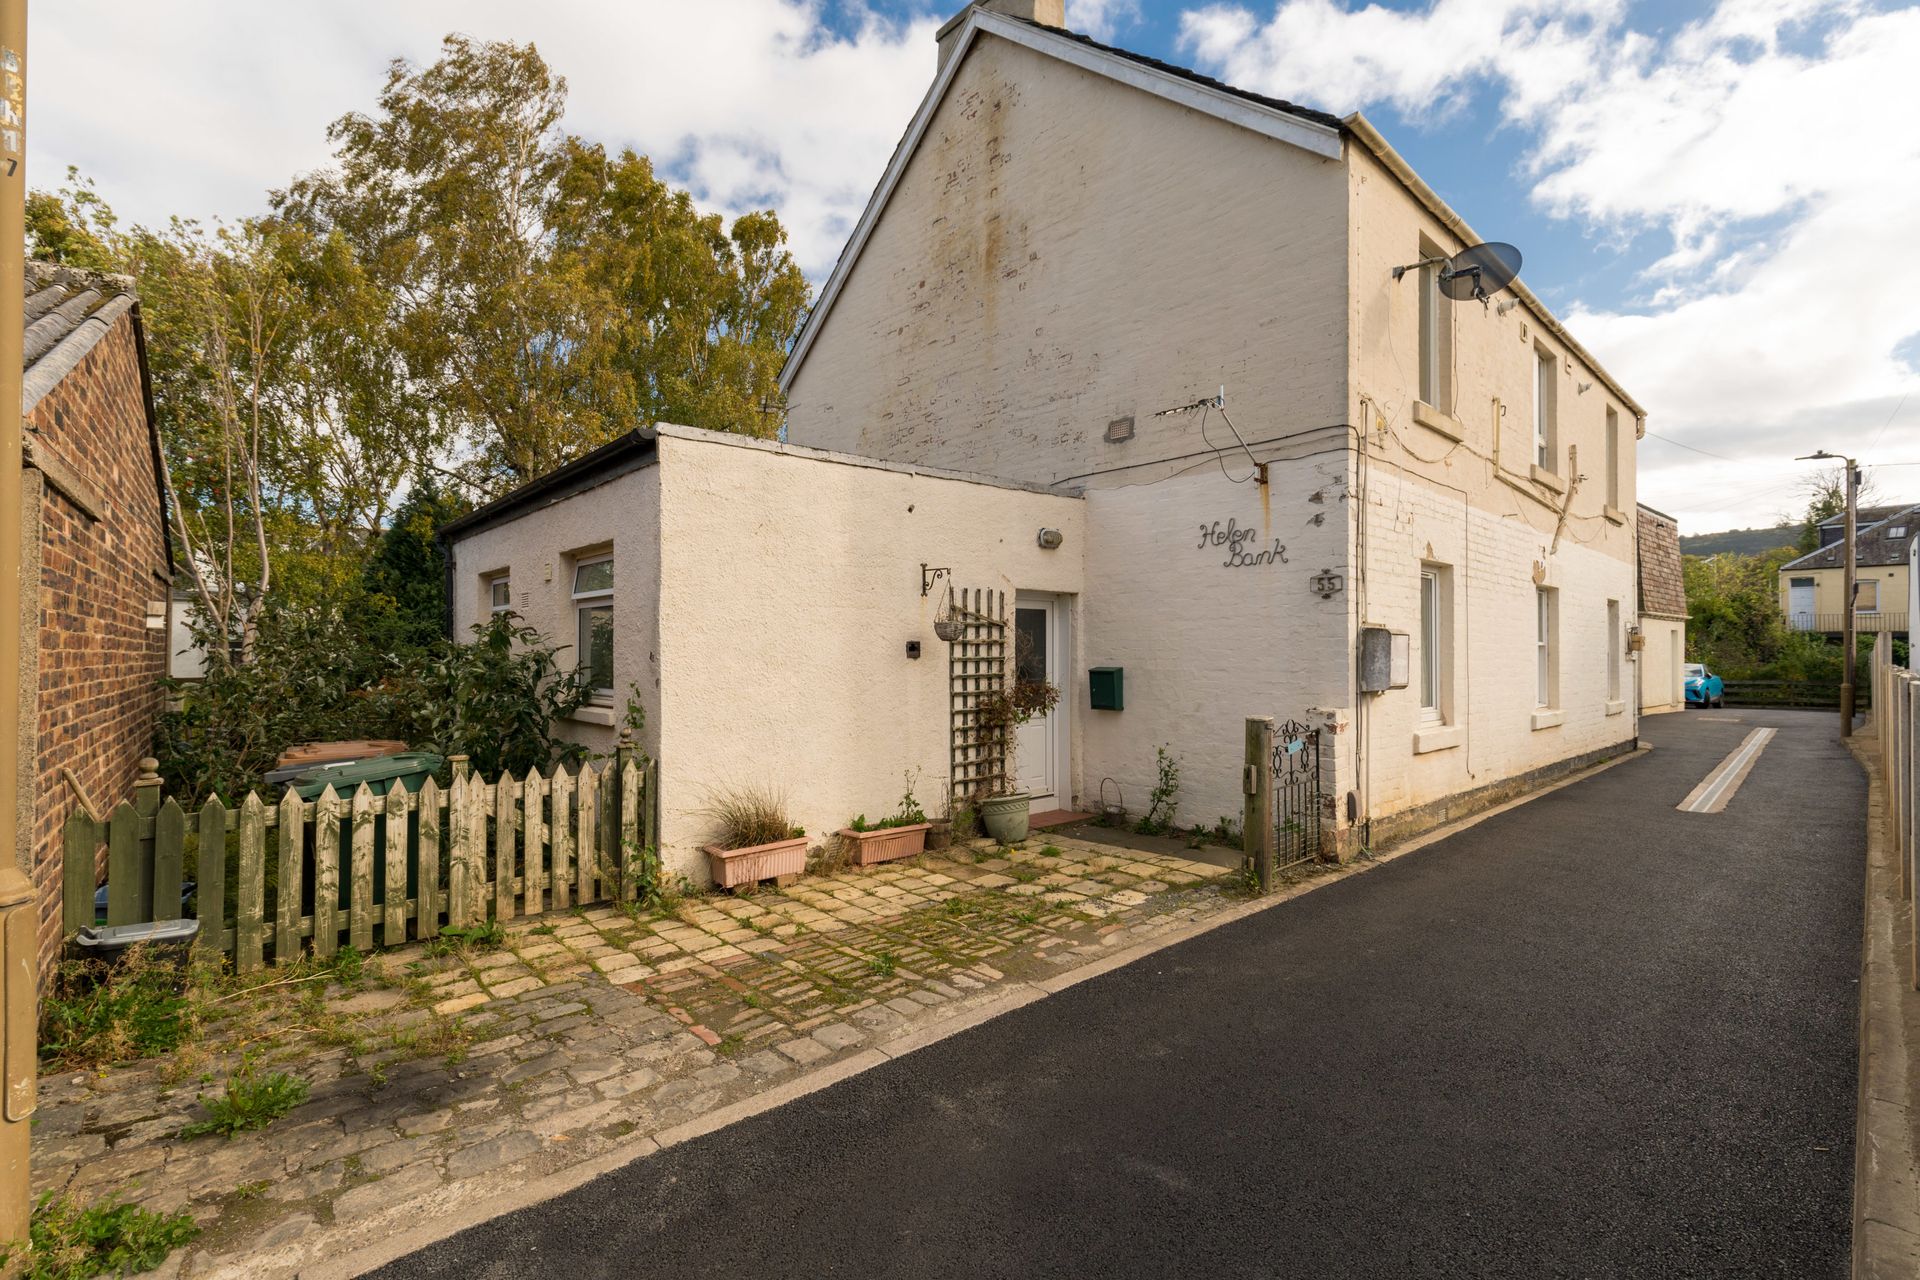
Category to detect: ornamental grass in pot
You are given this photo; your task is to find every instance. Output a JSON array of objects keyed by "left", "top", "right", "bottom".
[
  {"left": 701, "top": 784, "right": 808, "bottom": 889},
  {"left": 838, "top": 773, "right": 932, "bottom": 866}
]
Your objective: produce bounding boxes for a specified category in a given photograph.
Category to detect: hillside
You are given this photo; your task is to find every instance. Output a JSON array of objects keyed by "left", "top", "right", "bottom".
[{"left": 1680, "top": 524, "right": 1799, "bottom": 559}]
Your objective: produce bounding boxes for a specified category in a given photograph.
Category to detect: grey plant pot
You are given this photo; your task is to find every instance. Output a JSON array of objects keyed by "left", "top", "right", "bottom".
[{"left": 980, "top": 792, "right": 1031, "bottom": 844}]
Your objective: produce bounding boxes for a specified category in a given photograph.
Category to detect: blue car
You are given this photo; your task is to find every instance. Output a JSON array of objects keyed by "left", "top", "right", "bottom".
[{"left": 1684, "top": 663, "right": 1724, "bottom": 708}]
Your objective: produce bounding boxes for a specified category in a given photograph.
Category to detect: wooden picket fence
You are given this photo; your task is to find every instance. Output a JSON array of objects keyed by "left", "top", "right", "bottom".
[{"left": 61, "top": 746, "right": 656, "bottom": 973}]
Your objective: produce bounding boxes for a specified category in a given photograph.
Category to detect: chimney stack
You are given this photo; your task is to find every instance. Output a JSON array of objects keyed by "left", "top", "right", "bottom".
[{"left": 937, "top": 0, "right": 1069, "bottom": 70}]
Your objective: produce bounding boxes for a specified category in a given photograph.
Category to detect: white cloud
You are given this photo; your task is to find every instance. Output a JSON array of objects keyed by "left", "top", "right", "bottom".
[
  {"left": 1068, "top": 0, "right": 1145, "bottom": 41},
  {"left": 31, "top": 0, "right": 940, "bottom": 278},
  {"left": 1177, "top": 0, "right": 1920, "bottom": 532}
]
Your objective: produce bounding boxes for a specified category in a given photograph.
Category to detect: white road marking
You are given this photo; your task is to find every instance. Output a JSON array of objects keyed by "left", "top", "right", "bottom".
[{"left": 1676, "top": 727, "right": 1777, "bottom": 814}]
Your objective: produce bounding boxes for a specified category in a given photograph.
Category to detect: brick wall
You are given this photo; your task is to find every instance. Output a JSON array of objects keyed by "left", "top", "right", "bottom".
[{"left": 24, "top": 311, "right": 170, "bottom": 974}]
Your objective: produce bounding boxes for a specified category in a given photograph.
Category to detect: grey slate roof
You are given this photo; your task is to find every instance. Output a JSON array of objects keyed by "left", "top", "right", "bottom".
[
  {"left": 23, "top": 261, "right": 139, "bottom": 415},
  {"left": 1637, "top": 504, "right": 1687, "bottom": 619},
  {"left": 1782, "top": 504, "right": 1920, "bottom": 571}
]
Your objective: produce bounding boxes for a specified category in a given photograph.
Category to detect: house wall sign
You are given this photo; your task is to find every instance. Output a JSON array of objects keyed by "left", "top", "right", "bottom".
[
  {"left": 1196, "top": 519, "right": 1287, "bottom": 569},
  {"left": 1310, "top": 569, "right": 1344, "bottom": 599}
]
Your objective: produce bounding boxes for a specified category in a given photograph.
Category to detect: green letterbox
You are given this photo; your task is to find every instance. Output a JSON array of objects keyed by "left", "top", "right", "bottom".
[{"left": 1089, "top": 666, "right": 1124, "bottom": 711}]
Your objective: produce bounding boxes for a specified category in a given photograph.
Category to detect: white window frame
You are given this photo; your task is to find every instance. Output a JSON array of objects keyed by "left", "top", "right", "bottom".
[
  {"left": 487, "top": 574, "right": 512, "bottom": 616},
  {"left": 1604, "top": 407, "right": 1620, "bottom": 509},
  {"left": 1606, "top": 598, "right": 1621, "bottom": 702},
  {"left": 1536, "top": 587, "right": 1556, "bottom": 709},
  {"left": 1417, "top": 237, "right": 1450, "bottom": 408},
  {"left": 1419, "top": 566, "right": 1446, "bottom": 724},
  {"left": 571, "top": 553, "right": 614, "bottom": 702},
  {"left": 1533, "top": 348, "right": 1557, "bottom": 470}
]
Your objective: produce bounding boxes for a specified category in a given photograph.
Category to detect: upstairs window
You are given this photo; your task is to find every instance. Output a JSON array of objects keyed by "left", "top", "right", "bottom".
[
  {"left": 1604, "top": 407, "right": 1621, "bottom": 509},
  {"left": 1533, "top": 346, "right": 1557, "bottom": 470},
  {"left": 572, "top": 555, "right": 614, "bottom": 700},
  {"left": 1418, "top": 237, "right": 1451, "bottom": 408}
]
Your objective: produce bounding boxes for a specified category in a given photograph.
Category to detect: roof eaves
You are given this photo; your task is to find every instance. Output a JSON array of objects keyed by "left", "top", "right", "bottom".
[
  {"left": 437, "top": 429, "right": 659, "bottom": 543},
  {"left": 1341, "top": 113, "right": 1646, "bottom": 421}
]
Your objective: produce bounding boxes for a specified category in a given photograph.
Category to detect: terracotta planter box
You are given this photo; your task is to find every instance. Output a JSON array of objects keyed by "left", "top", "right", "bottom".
[
  {"left": 839, "top": 822, "right": 931, "bottom": 866},
  {"left": 704, "top": 836, "right": 809, "bottom": 889}
]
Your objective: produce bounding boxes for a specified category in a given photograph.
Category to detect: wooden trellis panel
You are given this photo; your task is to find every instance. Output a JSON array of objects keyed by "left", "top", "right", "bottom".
[{"left": 949, "top": 587, "right": 1008, "bottom": 803}]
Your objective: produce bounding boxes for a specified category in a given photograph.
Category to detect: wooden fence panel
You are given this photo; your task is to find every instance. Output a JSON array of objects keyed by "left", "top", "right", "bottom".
[
  {"left": 349, "top": 784, "right": 376, "bottom": 951},
  {"left": 153, "top": 799, "right": 186, "bottom": 923},
  {"left": 465, "top": 779, "right": 491, "bottom": 925},
  {"left": 105, "top": 802, "right": 141, "bottom": 926},
  {"left": 417, "top": 778, "right": 442, "bottom": 940},
  {"left": 276, "top": 788, "right": 304, "bottom": 963},
  {"left": 312, "top": 785, "right": 340, "bottom": 960},
  {"left": 576, "top": 764, "right": 599, "bottom": 907},
  {"left": 522, "top": 771, "right": 546, "bottom": 916},
  {"left": 62, "top": 810, "right": 97, "bottom": 935},
  {"left": 447, "top": 775, "right": 472, "bottom": 928},
  {"left": 494, "top": 774, "right": 517, "bottom": 923},
  {"left": 384, "top": 786, "right": 409, "bottom": 945},
  {"left": 63, "top": 755, "right": 648, "bottom": 968},
  {"left": 619, "top": 760, "right": 640, "bottom": 901},
  {"left": 195, "top": 796, "right": 226, "bottom": 960},
  {"left": 550, "top": 767, "right": 574, "bottom": 912},
  {"left": 236, "top": 793, "right": 267, "bottom": 973}
]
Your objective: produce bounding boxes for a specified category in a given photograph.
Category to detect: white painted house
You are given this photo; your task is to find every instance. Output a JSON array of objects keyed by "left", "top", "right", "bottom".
[{"left": 445, "top": 0, "right": 1649, "bottom": 880}]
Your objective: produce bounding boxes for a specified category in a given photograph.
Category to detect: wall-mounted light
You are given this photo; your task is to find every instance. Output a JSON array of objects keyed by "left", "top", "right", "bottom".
[{"left": 1037, "top": 528, "right": 1064, "bottom": 550}]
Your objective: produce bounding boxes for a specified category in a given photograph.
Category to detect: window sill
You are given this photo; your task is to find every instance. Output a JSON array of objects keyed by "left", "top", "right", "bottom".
[
  {"left": 1605, "top": 699, "right": 1625, "bottom": 717},
  {"left": 1531, "top": 708, "right": 1565, "bottom": 731},
  {"left": 1603, "top": 505, "right": 1627, "bottom": 526},
  {"left": 568, "top": 705, "right": 616, "bottom": 727},
  {"left": 1411, "top": 400, "right": 1464, "bottom": 442},
  {"left": 1413, "top": 724, "right": 1463, "bottom": 754},
  {"left": 1529, "top": 464, "right": 1566, "bottom": 493}
]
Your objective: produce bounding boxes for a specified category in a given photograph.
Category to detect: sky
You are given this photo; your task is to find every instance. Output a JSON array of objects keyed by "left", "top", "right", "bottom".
[{"left": 30, "top": 0, "right": 1920, "bottom": 535}]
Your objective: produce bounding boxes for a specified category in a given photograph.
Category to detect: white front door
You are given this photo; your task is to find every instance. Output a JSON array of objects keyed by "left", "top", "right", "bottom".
[
  {"left": 1789, "top": 576, "right": 1815, "bottom": 627},
  {"left": 1012, "top": 593, "right": 1069, "bottom": 810}
]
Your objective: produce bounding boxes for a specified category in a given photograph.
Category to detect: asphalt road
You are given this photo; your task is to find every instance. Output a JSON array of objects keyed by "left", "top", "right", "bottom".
[{"left": 375, "top": 709, "right": 1863, "bottom": 1279}]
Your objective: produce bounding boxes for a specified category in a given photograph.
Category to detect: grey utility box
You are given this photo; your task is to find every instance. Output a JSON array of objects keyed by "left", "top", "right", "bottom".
[{"left": 1358, "top": 627, "right": 1410, "bottom": 693}]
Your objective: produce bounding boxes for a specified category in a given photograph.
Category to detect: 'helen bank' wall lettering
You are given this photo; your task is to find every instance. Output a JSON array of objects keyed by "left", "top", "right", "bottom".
[{"left": 1197, "top": 519, "right": 1287, "bottom": 569}]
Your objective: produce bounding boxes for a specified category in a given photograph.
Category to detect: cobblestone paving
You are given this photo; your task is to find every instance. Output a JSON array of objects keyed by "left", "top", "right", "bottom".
[{"left": 33, "top": 832, "right": 1245, "bottom": 1278}]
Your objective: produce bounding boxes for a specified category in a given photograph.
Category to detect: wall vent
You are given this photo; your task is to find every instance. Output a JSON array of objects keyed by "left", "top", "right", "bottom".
[{"left": 1106, "top": 416, "right": 1135, "bottom": 443}]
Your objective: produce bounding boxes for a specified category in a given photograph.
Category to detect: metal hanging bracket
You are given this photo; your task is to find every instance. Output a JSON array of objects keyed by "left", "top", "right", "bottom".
[{"left": 920, "top": 564, "right": 950, "bottom": 598}]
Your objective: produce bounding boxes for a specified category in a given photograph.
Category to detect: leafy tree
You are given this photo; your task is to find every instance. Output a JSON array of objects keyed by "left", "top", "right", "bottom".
[
  {"left": 1795, "top": 463, "right": 1880, "bottom": 553},
  {"left": 358, "top": 479, "right": 468, "bottom": 656},
  {"left": 278, "top": 35, "right": 808, "bottom": 493}
]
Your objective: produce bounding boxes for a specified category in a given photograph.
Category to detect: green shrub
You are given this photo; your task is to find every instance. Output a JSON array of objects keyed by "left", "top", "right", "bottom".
[
  {"left": 179, "top": 1063, "right": 309, "bottom": 1139},
  {"left": 3, "top": 1192, "right": 199, "bottom": 1280},
  {"left": 39, "top": 951, "right": 191, "bottom": 1071}
]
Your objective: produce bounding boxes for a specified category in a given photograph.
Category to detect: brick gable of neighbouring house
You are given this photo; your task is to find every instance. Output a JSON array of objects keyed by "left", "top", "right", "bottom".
[{"left": 17, "top": 263, "right": 172, "bottom": 977}]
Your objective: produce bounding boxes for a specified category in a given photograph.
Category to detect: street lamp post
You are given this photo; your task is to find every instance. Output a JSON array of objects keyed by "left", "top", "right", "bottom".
[{"left": 1799, "top": 450, "right": 1860, "bottom": 736}]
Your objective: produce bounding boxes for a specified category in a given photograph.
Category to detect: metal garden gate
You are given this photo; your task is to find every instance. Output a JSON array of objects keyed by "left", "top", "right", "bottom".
[{"left": 1270, "top": 719, "right": 1323, "bottom": 867}]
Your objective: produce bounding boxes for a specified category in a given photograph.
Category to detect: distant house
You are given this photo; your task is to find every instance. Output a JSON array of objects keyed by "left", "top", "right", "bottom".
[
  {"left": 1636, "top": 505, "right": 1687, "bottom": 714},
  {"left": 15, "top": 263, "right": 173, "bottom": 974},
  {"left": 1778, "top": 503, "right": 1916, "bottom": 639}
]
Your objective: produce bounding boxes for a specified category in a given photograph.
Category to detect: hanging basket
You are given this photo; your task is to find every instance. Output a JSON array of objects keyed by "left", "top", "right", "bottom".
[{"left": 933, "top": 585, "right": 965, "bottom": 642}]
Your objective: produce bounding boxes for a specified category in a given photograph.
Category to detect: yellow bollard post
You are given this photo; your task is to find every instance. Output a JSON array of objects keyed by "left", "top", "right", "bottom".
[{"left": 0, "top": 0, "right": 33, "bottom": 1263}]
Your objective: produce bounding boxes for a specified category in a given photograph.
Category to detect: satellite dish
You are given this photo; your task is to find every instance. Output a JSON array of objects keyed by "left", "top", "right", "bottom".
[{"left": 1439, "top": 242, "right": 1522, "bottom": 302}]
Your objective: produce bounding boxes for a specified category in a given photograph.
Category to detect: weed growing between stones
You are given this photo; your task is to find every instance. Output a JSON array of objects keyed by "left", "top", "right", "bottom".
[
  {"left": 38, "top": 948, "right": 193, "bottom": 1071},
  {"left": 2, "top": 1192, "right": 199, "bottom": 1280},
  {"left": 179, "top": 1059, "right": 310, "bottom": 1138},
  {"left": 425, "top": 919, "right": 506, "bottom": 957}
]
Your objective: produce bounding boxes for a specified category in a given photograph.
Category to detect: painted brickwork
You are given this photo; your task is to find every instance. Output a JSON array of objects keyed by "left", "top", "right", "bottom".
[
  {"left": 783, "top": 19, "right": 1647, "bottom": 849},
  {"left": 25, "top": 311, "right": 170, "bottom": 974},
  {"left": 784, "top": 31, "right": 1349, "bottom": 486}
]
